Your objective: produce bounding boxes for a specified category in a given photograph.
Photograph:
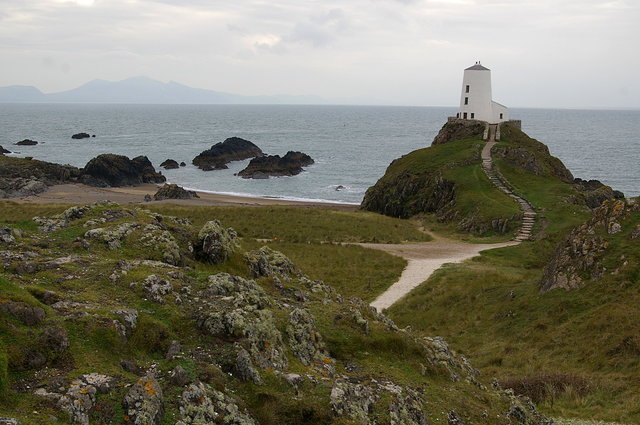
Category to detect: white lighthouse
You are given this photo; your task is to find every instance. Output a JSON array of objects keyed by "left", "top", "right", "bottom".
[{"left": 457, "top": 62, "right": 508, "bottom": 123}]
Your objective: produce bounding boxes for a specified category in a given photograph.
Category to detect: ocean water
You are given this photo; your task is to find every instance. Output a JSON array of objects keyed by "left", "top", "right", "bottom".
[{"left": 0, "top": 104, "right": 638, "bottom": 203}]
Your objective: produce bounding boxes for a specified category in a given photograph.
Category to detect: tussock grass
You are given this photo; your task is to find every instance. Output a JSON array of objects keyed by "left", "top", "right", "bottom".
[
  {"left": 500, "top": 373, "right": 591, "bottom": 404},
  {"left": 242, "top": 240, "right": 406, "bottom": 302},
  {"left": 146, "top": 204, "right": 430, "bottom": 243}
]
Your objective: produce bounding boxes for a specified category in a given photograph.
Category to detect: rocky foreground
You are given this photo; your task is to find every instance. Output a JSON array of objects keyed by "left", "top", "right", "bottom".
[{"left": 0, "top": 202, "right": 552, "bottom": 424}]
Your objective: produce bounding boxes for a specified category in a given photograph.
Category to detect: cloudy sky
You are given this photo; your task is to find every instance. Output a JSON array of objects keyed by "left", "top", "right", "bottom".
[{"left": 1, "top": 0, "right": 638, "bottom": 108}]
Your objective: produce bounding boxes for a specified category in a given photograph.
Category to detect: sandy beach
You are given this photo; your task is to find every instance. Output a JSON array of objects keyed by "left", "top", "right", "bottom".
[{"left": 8, "top": 183, "right": 359, "bottom": 210}]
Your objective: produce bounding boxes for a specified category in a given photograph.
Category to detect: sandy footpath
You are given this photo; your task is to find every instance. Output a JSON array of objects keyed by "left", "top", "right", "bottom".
[
  {"left": 8, "top": 183, "right": 359, "bottom": 210},
  {"left": 363, "top": 235, "right": 518, "bottom": 311}
]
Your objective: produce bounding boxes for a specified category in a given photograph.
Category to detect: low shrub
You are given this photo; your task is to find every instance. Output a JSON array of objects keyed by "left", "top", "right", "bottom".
[{"left": 500, "top": 373, "right": 591, "bottom": 403}]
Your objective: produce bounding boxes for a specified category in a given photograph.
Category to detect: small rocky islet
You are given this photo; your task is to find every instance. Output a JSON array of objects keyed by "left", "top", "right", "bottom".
[
  {"left": 236, "top": 151, "right": 315, "bottom": 179},
  {"left": 192, "top": 136, "right": 314, "bottom": 178}
]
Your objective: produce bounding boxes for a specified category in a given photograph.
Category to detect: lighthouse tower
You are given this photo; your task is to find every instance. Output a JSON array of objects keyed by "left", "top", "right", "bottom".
[{"left": 457, "top": 62, "right": 508, "bottom": 123}]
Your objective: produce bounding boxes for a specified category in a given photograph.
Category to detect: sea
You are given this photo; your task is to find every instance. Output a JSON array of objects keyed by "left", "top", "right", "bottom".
[{"left": 1, "top": 104, "right": 638, "bottom": 204}]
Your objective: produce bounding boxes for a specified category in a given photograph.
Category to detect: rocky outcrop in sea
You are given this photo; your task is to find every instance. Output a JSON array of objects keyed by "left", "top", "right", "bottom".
[
  {"left": 80, "top": 154, "right": 166, "bottom": 187},
  {"left": 192, "top": 137, "right": 263, "bottom": 171},
  {"left": 237, "top": 151, "right": 314, "bottom": 179}
]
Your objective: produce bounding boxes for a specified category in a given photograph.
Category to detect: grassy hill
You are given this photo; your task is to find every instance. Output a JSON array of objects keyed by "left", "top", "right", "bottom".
[
  {"left": 360, "top": 121, "right": 612, "bottom": 240},
  {"left": 383, "top": 125, "right": 637, "bottom": 422}
]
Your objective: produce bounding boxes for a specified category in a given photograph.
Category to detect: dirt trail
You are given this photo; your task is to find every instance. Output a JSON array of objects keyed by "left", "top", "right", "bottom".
[{"left": 363, "top": 233, "right": 517, "bottom": 311}]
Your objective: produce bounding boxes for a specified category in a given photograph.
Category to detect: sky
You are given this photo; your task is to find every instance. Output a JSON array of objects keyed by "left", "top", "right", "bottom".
[{"left": 1, "top": 0, "right": 638, "bottom": 108}]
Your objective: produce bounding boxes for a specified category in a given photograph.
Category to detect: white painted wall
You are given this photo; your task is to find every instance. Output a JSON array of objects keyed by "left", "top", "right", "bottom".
[{"left": 457, "top": 63, "right": 508, "bottom": 123}]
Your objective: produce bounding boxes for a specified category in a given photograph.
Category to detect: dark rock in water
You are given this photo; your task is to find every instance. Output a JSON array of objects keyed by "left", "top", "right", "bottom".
[
  {"left": 72, "top": 132, "right": 91, "bottom": 139},
  {"left": 237, "top": 151, "right": 314, "bottom": 179},
  {"left": 201, "top": 163, "right": 228, "bottom": 171},
  {"left": 15, "top": 139, "right": 38, "bottom": 146},
  {"left": 335, "top": 185, "right": 345, "bottom": 191},
  {"left": 192, "top": 137, "right": 263, "bottom": 170},
  {"left": 179, "top": 161, "right": 186, "bottom": 167},
  {"left": 160, "top": 159, "right": 179, "bottom": 170},
  {"left": 144, "top": 194, "right": 152, "bottom": 202},
  {"left": 0, "top": 145, "right": 11, "bottom": 155},
  {"left": 153, "top": 184, "right": 199, "bottom": 201},
  {"left": 80, "top": 154, "right": 166, "bottom": 187},
  {"left": 92, "top": 135, "right": 96, "bottom": 138}
]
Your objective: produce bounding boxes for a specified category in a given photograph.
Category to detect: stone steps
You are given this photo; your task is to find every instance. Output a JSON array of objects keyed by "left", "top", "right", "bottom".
[{"left": 481, "top": 136, "right": 537, "bottom": 242}]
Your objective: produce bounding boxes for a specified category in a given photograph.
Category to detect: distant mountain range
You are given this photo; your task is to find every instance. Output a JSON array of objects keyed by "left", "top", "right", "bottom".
[{"left": 0, "top": 77, "right": 325, "bottom": 105}]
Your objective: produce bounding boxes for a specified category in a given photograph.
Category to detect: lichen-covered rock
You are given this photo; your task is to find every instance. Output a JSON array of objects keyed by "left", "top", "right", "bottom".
[
  {"left": 506, "top": 394, "right": 555, "bottom": 425},
  {"left": 0, "top": 227, "right": 15, "bottom": 244},
  {"left": 196, "top": 274, "right": 287, "bottom": 371},
  {"left": 38, "top": 326, "right": 70, "bottom": 354},
  {"left": 142, "top": 274, "right": 173, "bottom": 303},
  {"left": 419, "top": 337, "right": 478, "bottom": 383},
  {"left": 287, "top": 308, "right": 332, "bottom": 373},
  {"left": 34, "top": 201, "right": 117, "bottom": 232},
  {"left": 139, "top": 224, "right": 182, "bottom": 265},
  {"left": 0, "top": 418, "right": 20, "bottom": 425},
  {"left": 36, "top": 376, "right": 108, "bottom": 425},
  {"left": 176, "top": 382, "right": 257, "bottom": 425},
  {"left": 114, "top": 308, "right": 139, "bottom": 338},
  {"left": 235, "top": 345, "right": 262, "bottom": 385},
  {"left": 447, "top": 411, "right": 466, "bottom": 425},
  {"left": 330, "top": 381, "right": 378, "bottom": 424},
  {"left": 195, "top": 220, "right": 239, "bottom": 264},
  {"left": 85, "top": 222, "right": 138, "bottom": 249},
  {"left": 122, "top": 375, "right": 164, "bottom": 425},
  {"left": 389, "top": 388, "right": 428, "bottom": 425},
  {"left": 540, "top": 199, "right": 639, "bottom": 292},
  {"left": 170, "top": 365, "right": 191, "bottom": 387},
  {"left": 204, "top": 273, "right": 271, "bottom": 309},
  {"left": 166, "top": 340, "right": 181, "bottom": 360},
  {"left": 245, "top": 246, "right": 301, "bottom": 278},
  {"left": 0, "top": 301, "right": 45, "bottom": 326}
]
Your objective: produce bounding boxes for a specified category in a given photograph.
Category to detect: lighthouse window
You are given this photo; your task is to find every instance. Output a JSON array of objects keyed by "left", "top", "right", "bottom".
[
  {"left": 464, "top": 97, "right": 468, "bottom": 105},
  {"left": 463, "top": 112, "right": 468, "bottom": 119},
  {"left": 470, "top": 113, "right": 475, "bottom": 119},
  {"left": 500, "top": 113, "right": 503, "bottom": 119},
  {"left": 466, "top": 85, "right": 470, "bottom": 93}
]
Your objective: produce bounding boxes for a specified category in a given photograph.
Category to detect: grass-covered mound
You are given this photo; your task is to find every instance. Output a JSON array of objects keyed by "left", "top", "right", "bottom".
[
  {"left": 361, "top": 121, "right": 618, "bottom": 239},
  {"left": 0, "top": 202, "right": 551, "bottom": 424},
  {"left": 387, "top": 197, "right": 640, "bottom": 423}
]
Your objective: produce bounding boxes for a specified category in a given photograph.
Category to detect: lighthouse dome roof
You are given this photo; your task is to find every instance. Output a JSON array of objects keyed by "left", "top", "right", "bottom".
[{"left": 465, "top": 63, "right": 490, "bottom": 71}]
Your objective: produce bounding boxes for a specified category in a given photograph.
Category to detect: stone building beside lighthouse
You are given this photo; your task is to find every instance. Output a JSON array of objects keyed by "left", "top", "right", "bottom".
[{"left": 456, "top": 62, "right": 508, "bottom": 123}]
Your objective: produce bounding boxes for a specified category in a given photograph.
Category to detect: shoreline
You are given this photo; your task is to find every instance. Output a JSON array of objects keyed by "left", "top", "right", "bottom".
[{"left": 7, "top": 183, "right": 360, "bottom": 210}]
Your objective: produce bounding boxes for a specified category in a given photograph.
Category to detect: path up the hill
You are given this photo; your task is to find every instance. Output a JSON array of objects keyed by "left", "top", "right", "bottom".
[{"left": 482, "top": 124, "right": 537, "bottom": 242}]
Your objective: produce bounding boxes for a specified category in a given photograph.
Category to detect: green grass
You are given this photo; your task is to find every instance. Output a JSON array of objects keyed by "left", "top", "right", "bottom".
[
  {"left": 243, "top": 241, "right": 407, "bottom": 302},
  {"left": 145, "top": 205, "right": 431, "bottom": 243},
  {"left": 386, "top": 221, "right": 640, "bottom": 423},
  {"left": 444, "top": 163, "right": 520, "bottom": 223}
]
